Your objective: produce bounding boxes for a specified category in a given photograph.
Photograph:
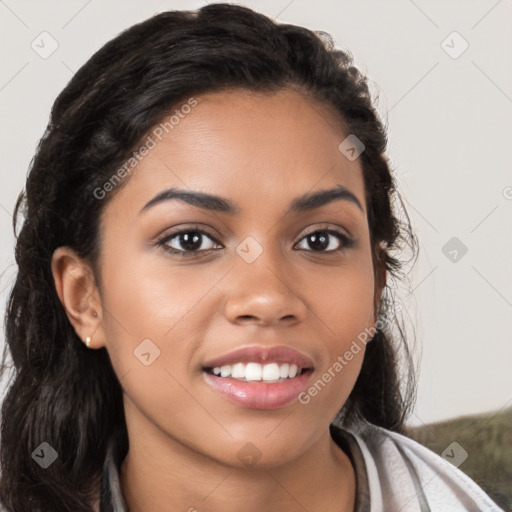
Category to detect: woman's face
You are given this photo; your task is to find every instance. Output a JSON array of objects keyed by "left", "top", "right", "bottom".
[{"left": 93, "top": 88, "right": 382, "bottom": 468}]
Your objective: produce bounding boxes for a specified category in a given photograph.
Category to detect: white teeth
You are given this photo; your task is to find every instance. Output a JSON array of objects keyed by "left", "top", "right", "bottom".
[
  {"left": 209, "top": 362, "right": 305, "bottom": 381},
  {"left": 262, "top": 363, "right": 280, "bottom": 381},
  {"left": 231, "top": 363, "right": 245, "bottom": 379},
  {"left": 279, "top": 363, "right": 290, "bottom": 379},
  {"left": 245, "top": 362, "right": 262, "bottom": 381}
]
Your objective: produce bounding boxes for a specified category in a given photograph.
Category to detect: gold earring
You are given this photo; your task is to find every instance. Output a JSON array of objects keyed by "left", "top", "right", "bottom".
[{"left": 85, "top": 336, "right": 92, "bottom": 348}]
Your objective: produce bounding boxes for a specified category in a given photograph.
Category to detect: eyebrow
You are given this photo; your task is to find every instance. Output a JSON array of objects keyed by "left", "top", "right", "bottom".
[{"left": 139, "top": 184, "right": 364, "bottom": 216}]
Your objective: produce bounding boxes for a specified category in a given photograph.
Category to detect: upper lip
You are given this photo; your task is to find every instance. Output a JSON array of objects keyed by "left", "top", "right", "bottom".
[{"left": 203, "top": 345, "right": 314, "bottom": 369}]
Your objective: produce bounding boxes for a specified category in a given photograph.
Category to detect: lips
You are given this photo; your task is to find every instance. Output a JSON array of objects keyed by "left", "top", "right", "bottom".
[
  {"left": 202, "top": 345, "right": 315, "bottom": 409},
  {"left": 202, "top": 345, "right": 314, "bottom": 370}
]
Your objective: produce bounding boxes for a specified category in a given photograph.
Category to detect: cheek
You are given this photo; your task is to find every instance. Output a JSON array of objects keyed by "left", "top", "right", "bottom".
[
  {"left": 295, "top": 270, "right": 373, "bottom": 423},
  {"left": 97, "top": 254, "right": 228, "bottom": 447},
  {"left": 305, "top": 255, "right": 376, "bottom": 340},
  {"left": 294, "top": 258, "right": 374, "bottom": 410},
  {"left": 96, "top": 255, "right": 241, "bottom": 458},
  {"left": 98, "top": 245, "right": 224, "bottom": 356}
]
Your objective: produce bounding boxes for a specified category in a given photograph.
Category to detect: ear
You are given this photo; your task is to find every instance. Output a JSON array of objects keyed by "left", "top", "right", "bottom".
[{"left": 51, "top": 246, "right": 106, "bottom": 349}]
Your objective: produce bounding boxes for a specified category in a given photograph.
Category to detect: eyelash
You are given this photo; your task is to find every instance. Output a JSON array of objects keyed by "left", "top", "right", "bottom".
[{"left": 155, "top": 225, "right": 355, "bottom": 258}]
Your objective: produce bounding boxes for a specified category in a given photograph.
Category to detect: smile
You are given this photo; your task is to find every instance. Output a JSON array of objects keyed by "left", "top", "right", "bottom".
[
  {"left": 202, "top": 345, "right": 315, "bottom": 409},
  {"left": 206, "top": 362, "right": 308, "bottom": 382}
]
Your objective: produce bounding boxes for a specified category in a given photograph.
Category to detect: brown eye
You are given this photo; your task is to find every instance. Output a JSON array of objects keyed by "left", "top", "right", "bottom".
[
  {"left": 157, "top": 228, "right": 222, "bottom": 256},
  {"left": 295, "top": 229, "right": 355, "bottom": 253}
]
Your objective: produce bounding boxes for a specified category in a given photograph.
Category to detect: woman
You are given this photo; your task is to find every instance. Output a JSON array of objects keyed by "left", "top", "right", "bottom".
[{"left": 0, "top": 4, "right": 504, "bottom": 511}]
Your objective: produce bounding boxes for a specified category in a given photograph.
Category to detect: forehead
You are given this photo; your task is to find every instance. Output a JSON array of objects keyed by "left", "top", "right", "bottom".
[{"left": 104, "top": 88, "right": 367, "bottom": 220}]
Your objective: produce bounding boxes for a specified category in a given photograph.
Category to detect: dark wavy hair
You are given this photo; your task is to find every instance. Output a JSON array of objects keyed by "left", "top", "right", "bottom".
[{"left": 0, "top": 3, "right": 418, "bottom": 511}]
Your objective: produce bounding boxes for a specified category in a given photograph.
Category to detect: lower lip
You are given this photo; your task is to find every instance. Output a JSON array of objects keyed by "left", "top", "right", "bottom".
[{"left": 203, "top": 370, "right": 313, "bottom": 409}]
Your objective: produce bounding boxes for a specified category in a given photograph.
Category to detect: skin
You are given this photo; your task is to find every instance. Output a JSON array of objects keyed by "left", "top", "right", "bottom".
[{"left": 52, "top": 88, "right": 386, "bottom": 512}]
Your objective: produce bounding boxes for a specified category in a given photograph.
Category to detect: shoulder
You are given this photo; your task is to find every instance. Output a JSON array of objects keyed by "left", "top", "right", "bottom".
[{"left": 334, "top": 419, "right": 504, "bottom": 512}]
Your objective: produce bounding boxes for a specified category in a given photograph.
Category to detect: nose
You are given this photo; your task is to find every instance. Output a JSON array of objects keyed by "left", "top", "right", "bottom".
[{"left": 223, "top": 251, "right": 308, "bottom": 327}]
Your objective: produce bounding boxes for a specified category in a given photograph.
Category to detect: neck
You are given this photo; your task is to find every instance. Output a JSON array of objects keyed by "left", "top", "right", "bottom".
[{"left": 119, "top": 417, "right": 355, "bottom": 512}]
